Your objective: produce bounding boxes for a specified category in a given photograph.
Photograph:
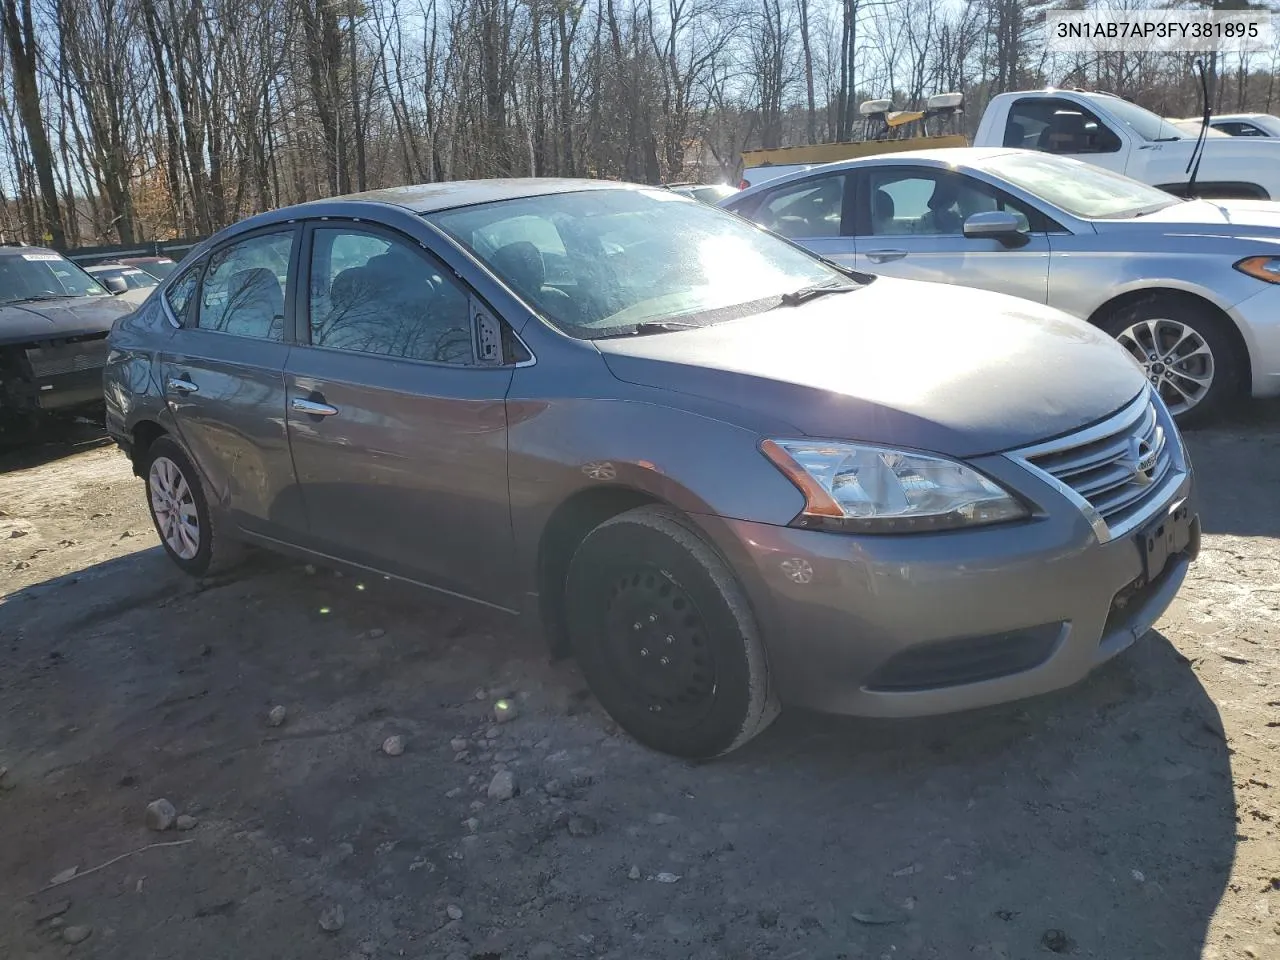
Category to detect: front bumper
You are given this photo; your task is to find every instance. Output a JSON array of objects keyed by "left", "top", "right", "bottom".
[
  {"left": 695, "top": 464, "right": 1197, "bottom": 718},
  {"left": 1, "top": 337, "right": 110, "bottom": 413},
  {"left": 1231, "top": 282, "right": 1280, "bottom": 398}
]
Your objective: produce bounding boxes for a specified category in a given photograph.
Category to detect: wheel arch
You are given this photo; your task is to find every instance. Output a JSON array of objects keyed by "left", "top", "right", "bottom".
[
  {"left": 127, "top": 419, "right": 170, "bottom": 477},
  {"left": 534, "top": 484, "right": 676, "bottom": 659},
  {"left": 1087, "top": 286, "right": 1252, "bottom": 391}
]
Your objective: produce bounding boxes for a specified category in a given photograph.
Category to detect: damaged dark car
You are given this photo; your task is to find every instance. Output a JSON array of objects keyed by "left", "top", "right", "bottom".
[{"left": 0, "top": 244, "right": 135, "bottom": 437}]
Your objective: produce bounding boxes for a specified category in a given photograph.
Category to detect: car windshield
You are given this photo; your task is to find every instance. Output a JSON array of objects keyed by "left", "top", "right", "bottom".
[
  {"left": 1101, "top": 96, "right": 1185, "bottom": 141},
  {"left": 92, "top": 266, "right": 159, "bottom": 290},
  {"left": 0, "top": 251, "right": 108, "bottom": 304},
  {"left": 427, "top": 188, "right": 852, "bottom": 338},
  {"left": 980, "top": 152, "right": 1181, "bottom": 219}
]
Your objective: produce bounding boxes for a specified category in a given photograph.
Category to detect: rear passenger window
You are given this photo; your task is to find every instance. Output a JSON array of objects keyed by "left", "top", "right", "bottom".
[
  {"left": 307, "top": 227, "right": 474, "bottom": 365},
  {"left": 198, "top": 232, "right": 294, "bottom": 340}
]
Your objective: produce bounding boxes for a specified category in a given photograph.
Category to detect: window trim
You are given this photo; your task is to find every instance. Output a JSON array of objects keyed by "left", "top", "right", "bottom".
[
  {"left": 851, "top": 166, "right": 1066, "bottom": 238},
  {"left": 160, "top": 255, "right": 206, "bottom": 329},
  {"left": 189, "top": 224, "right": 302, "bottom": 342},
  {"left": 1007, "top": 96, "right": 1125, "bottom": 157},
  {"left": 296, "top": 218, "right": 530, "bottom": 370}
]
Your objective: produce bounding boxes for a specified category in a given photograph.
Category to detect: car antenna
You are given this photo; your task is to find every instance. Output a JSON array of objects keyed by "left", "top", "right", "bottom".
[{"left": 1185, "top": 58, "right": 1210, "bottom": 198}]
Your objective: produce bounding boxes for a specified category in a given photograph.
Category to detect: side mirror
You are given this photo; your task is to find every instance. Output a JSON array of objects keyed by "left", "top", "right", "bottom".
[
  {"left": 103, "top": 276, "right": 128, "bottom": 295},
  {"left": 963, "top": 211, "right": 1029, "bottom": 248}
]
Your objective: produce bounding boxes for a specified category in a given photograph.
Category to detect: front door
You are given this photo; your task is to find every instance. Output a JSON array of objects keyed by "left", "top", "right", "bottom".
[
  {"left": 850, "top": 166, "right": 1053, "bottom": 304},
  {"left": 283, "top": 222, "right": 517, "bottom": 608},
  {"left": 157, "top": 228, "right": 304, "bottom": 537}
]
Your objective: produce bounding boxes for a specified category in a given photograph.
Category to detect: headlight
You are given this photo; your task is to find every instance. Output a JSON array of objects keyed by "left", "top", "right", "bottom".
[
  {"left": 1234, "top": 256, "right": 1280, "bottom": 283},
  {"left": 760, "top": 438, "right": 1027, "bottom": 533}
]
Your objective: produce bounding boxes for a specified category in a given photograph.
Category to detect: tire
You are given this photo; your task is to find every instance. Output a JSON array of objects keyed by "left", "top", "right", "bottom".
[
  {"left": 1097, "top": 295, "right": 1245, "bottom": 427},
  {"left": 565, "top": 505, "right": 779, "bottom": 759},
  {"left": 143, "top": 435, "right": 243, "bottom": 577}
]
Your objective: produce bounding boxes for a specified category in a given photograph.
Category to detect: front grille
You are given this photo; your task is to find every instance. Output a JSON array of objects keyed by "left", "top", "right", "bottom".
[
  {"left": 1011, "top": 391, "right": 1186, "bottom": 541},
  {"left": 25, "top": 335, "right": 110, "bottom": 379}
]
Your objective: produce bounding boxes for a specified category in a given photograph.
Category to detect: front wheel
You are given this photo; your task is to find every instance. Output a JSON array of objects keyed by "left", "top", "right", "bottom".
[
  {"left": 565, "top": 506, "right": 779, "bottom": 758},
  {"left": 1098, "top": 296, "right": 1244, "bottom": 426}
]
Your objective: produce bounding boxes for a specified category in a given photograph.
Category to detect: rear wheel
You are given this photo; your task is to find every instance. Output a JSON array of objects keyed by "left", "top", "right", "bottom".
[
  {"left": 1098, "top": 295, "right": 1244, "bottom": 426},
  {"left": 144, "top": 435, "right": 242, "bottom": 576},
  {"left": 565, "top": 506, "right": 778, "bottom": 758}
]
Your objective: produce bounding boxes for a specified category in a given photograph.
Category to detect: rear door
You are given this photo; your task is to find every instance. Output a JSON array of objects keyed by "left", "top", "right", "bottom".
[
  {"left": 848, "top": 164, "right": 1053, "bottom": 304},
  {"left": 157, "top": 228, "right": 305, "bottom": 537},
  {"left": 282, "top": 220, "right": 517, "bottom": 607}
]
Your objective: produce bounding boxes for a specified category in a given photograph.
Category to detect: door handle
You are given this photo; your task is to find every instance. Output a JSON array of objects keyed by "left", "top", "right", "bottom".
[
  {"left": 166, "top": 377, "right": 199, "bottom": 394},
  {"left": 292, "top": 397, "right": 339, "bottom": 417},
  {"left": 866, "top": 249, "right": 908, "bottom": 263}
]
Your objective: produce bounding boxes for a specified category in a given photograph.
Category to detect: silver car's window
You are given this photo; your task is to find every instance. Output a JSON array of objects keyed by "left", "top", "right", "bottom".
[
  {"left": 429, "top": 188, "right": 847, "bottom": 338},
  {"left": 979, "top": 152, "right": 1180, "bottom": 219},
  {"left": 198, "top": 232, "right": 293, "bottom": 340},
  {"left": 307, "top": 227, "right": 473, "bottom": 365},
  {"left": 755, "top": 175, "right": 845, "bottom": 238},
  {"left": 864, "top": 170, "right": 1032, "bottom": 236}
]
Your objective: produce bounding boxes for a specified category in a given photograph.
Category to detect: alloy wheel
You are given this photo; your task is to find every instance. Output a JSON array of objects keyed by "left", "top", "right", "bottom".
[
  {"left": 149, "top": 455, "right": 200, "bottom": 560},
  {"left": 1115, "top": 318, "right": 1215, "bottom": 416}
]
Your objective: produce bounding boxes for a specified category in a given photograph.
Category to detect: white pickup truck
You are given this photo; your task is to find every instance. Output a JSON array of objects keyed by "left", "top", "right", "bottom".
[{"left": 974, "top": 89, "right": 1280, "bottom": 200}]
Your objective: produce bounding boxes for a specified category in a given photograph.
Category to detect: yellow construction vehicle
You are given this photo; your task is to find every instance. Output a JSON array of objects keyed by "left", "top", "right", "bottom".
[{"left": 740, "top": 92, "right": 967, "bottom": 187}]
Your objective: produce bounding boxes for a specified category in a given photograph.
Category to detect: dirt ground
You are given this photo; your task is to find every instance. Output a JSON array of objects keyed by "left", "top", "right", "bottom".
[{"left": 1, "top": 408, "right": 1278, "bottom": 960}]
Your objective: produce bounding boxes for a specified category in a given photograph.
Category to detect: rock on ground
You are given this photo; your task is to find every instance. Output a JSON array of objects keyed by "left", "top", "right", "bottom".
[
  {"left": 318, "top": 904, "right": 345, "bottom": 932},
  {"left": 145, "top": 798, "right": 177, "bottom": 831},
  {"left": 62, "top": 925, "right": 92, "bottom": 945},
  {"left": 486, "top": 769, "right": 516, "bottom": 801}
]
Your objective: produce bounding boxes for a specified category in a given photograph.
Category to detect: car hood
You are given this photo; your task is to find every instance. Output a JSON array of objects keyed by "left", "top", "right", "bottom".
[
  {"left": 0, "top": 295, "right": 135, "bottom": 348},
  {"left": 596, "top": 277, "right": 1147, "bottom": 458},
  {"left": 1101, "top": 197, "right": 1280, "bottom": 232}
]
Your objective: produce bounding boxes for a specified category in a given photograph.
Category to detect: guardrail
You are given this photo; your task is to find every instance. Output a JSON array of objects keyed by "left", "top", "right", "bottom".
[{"left": 64, "top": 236, "right": 207, "bottom": 265}]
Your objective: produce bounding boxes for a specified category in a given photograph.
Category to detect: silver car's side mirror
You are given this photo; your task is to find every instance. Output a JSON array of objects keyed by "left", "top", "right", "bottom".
[
  {"left": 103, "top": 275, "right": 129, "bottom": 295},
  {"left": 963, "top": 211, "right": 1029, "bottom": 248}
]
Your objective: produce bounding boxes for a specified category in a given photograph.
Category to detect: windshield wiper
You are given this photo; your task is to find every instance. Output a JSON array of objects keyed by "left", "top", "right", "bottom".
[
  {"left": 597, "top": 320, "right": 701, "bottom": 338},
  {"left": 780, "top": 283, "right": 859, "bottom": 306},
  {"left": 2, "top": 294, "right": 73, "bottom": 305}
]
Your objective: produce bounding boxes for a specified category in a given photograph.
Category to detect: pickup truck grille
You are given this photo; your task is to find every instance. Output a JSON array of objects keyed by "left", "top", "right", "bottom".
[
  {"left": 25, "top": 334, "right": 110, "bottom": 379},
  {"left": 1010, "top": 391, "right": 1187, "bottom": 541}
]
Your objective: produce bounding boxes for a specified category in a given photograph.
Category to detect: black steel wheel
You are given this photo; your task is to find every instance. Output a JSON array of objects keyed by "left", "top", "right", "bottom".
[{"left": 566, "top": 505, "right": 778, "bottom": 758}]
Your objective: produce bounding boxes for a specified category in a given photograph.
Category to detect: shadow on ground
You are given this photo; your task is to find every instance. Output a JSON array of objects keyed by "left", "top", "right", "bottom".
[{"left": 0, "top": 533, "right": 1236, "bottom": 959}]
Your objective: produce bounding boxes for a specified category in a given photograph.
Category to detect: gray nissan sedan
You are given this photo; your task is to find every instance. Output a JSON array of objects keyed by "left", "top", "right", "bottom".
[{"left": 104, "top": 180, "right": 1199, "bottom": 758}]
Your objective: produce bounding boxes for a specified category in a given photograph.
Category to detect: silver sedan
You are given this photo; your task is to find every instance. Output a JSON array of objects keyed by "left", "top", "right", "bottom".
[{"left": 722, "top": 148, "right": 1280, "bottom": 424}]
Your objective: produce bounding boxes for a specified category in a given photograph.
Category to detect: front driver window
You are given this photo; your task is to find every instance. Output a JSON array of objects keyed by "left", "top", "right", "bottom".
[
  {"left": 864, "top": 170, "right": 1031, "bottom": 237},
  {"left": 198, "top": 232, "right": 294, "bottom": 340},
  {"left": 308, "top": 227, "right": 474, "bottom": 365},
  {"left": 755, "top": 175, "right": 845, "bottom": 238},
  {"left": 1006, "top": 98, "right": 1122, "bottom": 155}
]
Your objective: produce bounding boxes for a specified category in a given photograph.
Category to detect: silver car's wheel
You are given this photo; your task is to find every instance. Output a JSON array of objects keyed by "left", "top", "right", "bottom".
[
  {"left": 1115, "top": 317, "right": 1215, "bottom": 417},
  {"left": 149, "top": 455, "right": 200, "bottom": 560}
]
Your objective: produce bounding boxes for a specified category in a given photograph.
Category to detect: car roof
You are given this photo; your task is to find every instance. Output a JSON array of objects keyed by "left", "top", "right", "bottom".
[
  {"left": 300, "top": 178, "right": 636, "bottom": 215},
  {"left": 0, "top": 244, "right": 60, "bottom": 257},
  {"left": 733, "top": 147, "right": 1022, "bottom": 198}
]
